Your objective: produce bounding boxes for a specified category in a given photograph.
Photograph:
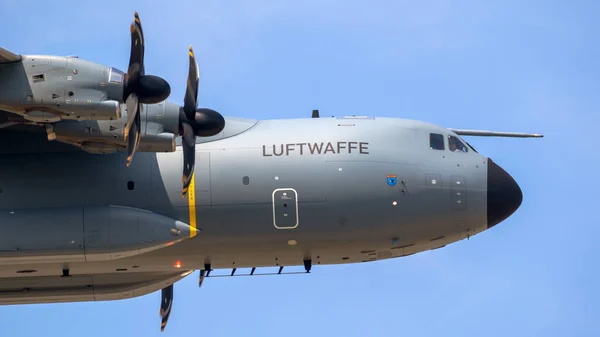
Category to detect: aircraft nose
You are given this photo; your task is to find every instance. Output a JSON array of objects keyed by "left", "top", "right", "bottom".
[{"left": 487, "top": 158, "right": 523, "bottom": 228}]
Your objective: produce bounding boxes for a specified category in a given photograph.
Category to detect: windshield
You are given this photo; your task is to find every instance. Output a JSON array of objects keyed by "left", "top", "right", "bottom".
[
  {"left": 465, "top": 141, "right": 478, "bottom": 153},
  {"left": 448, "top": 135, "right": 468, "bottom": 153}
]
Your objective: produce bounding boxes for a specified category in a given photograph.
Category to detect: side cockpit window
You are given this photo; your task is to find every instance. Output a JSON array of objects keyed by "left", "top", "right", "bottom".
[
  {"left": 429, "top": 133, "right": 444, "bottom": 150},
  {"left": 448, "top": 135, "right": 468, "bottom": 153},
  {"left": 108, "top": 67, "right": 125, "bottom": 84}
]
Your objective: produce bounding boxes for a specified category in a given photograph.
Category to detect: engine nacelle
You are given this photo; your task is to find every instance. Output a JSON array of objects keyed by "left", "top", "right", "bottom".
[
  {"left": 58, "top": 100, "right": 122, "bottom": 121},
  {"left": 46, "top": 110, "right": 177, "bottom": 155},
  {"left": 0, "top": 55, "right": 128, "bottom": 121},
  {"left": 72, "top": 133, "right": 176, "bottom": 154},
  {"left": 138, "top": 133, "right": 176, "bottom": 153}
]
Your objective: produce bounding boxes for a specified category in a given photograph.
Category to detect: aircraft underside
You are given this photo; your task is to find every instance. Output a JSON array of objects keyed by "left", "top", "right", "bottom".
[
  {"left": 0, "top": 229, "right": 471, "bottom": 305},
  {"left": 0, "top": 271, "right": 187, "bottom": 305}
]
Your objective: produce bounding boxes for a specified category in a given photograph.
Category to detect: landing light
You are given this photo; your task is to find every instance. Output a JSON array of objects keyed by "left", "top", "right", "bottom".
[{"left": 174, "top": 261, "right": 182, "bottom": 268}]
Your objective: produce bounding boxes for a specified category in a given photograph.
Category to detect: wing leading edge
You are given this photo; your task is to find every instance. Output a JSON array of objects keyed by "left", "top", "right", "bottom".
[
  {"left": 449, "top": 128, "right": 544, "bottom": 138},
  {"left": 0, "top": 47, "right": 21, "bottom": 64}
]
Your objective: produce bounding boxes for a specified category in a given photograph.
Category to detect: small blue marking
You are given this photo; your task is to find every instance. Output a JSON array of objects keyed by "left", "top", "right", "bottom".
[{"left": 387, "top": 176, "right": 397, "bottom": 186}]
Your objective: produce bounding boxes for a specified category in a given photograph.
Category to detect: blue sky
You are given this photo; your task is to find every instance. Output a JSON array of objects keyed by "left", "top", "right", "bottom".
[{"left": 1, "top": 0, "right": 598, "bottom": 336}]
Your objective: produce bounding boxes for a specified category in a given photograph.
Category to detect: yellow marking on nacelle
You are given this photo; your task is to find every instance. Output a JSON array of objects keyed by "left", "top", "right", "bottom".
[{"left": 188, "top": 172, "right": 197, "bottom": 238}]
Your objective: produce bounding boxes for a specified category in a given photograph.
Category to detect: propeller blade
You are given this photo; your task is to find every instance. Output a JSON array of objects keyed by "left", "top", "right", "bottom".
[
  {"left": 123, "top": 12, "right": 144, "bottom": 165},
  {"left": 181, "top": 123, "right": 196, "bottom": 196},
  {"left": 123, "top": 93, "right": 138, "bottom": 140},
  {"left": 127, "top": 12, "right": 145, "bottom": 84},
  {"left": 126, "top": 109, "right": 141, "bottom": 167},
  {"left": 183, "top": 46, "right": 199, "bottom": 120},
  {"left": 180, "top": 45, "right": 200, "bottom": 196},
  {"left": 159, "top": 284, "right": 173, "bottom": 332}
]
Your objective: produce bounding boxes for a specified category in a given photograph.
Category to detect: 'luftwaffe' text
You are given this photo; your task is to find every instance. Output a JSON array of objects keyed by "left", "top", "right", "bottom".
[{"left": 262, "top": 142, "right": 369, "bottom": 156}]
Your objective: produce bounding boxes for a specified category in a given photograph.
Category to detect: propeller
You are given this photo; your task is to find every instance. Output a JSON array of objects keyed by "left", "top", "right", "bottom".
[
  {"left": 179, "top": 46, "right": 225, "bottom": 196},
  {"left": 123, "top": 12, "right": 171, "bottom": 167},
  {"left": 159, "top": 284, "right": 173, "bottom": 332}
]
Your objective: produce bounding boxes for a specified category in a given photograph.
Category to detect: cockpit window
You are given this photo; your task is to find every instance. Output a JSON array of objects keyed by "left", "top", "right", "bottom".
[
  {"left": 465, "top": 141, "right": 478, "bottom": 153},
  {"left": 108, "top": 67, "right": 124, "bottom": 84},
  {"left": 448, "top": 135, "right": 468, "bottom": 152},
  {"left": 430, "top": 133, "right": 444, "bottom": 150}
]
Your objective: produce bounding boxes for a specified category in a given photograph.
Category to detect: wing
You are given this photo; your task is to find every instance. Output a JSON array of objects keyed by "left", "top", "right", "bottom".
[
  {"left": 0, "top": 109, "right": 81, "bottom": 155},
  {"left": 0, "top": 47, "right": 21, "bottom": 64},
  {"left": 449, "top": 128, "right": 543, "bottom": 138}
]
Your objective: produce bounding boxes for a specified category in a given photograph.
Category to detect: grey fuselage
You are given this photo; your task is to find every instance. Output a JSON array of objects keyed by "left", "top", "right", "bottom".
[{"left": 0, "top": 115, "right": 522, "bottom": 304}]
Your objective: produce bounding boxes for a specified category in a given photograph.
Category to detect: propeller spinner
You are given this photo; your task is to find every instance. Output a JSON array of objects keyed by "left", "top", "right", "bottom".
[
  {"left": 123, "top": 12, "right": 171, "bottom": 167},
  {"left": 179, "top": 46, "right": 225, "bottom": 196}
]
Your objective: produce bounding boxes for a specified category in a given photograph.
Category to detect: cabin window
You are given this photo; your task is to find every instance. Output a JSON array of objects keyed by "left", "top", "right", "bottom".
[
  {"left": 448, "top": 135, "right": 468, "bottom": 152},
  {"left": 429, "top": 133, "right": 444, "bottom": 150},
  {"left": 108, "top": 67, "right": 125, "bottom": 84}
]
